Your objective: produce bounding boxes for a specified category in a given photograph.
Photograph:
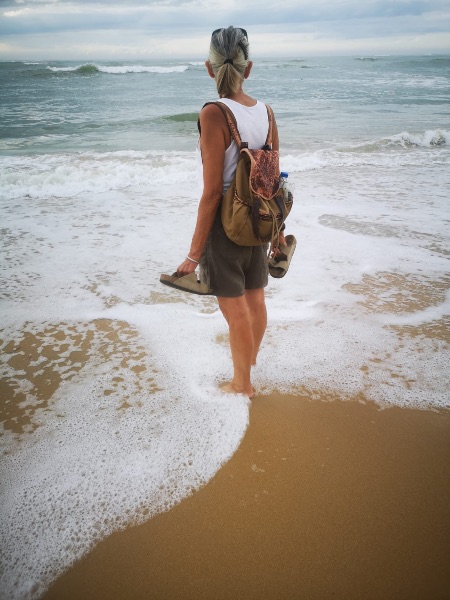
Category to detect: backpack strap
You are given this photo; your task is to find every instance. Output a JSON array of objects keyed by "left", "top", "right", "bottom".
[
  {"left": 264, "top": 104, "right": 275, "bottom": 149},
  {"left": 201, "top": 102, "right": 247, "bottom": 150},
  {"left": 198, "top": 101, "right": 274, "bottom": 151}
]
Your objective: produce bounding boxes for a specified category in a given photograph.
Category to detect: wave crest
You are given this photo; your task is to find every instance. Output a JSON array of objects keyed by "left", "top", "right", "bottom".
[
  {"left": 47, "top": 64, "right": 99, "bottom": 74},
  {"left": 343, "top": 129, "right": 449, "bottom": 153},
  {"left": 0, "top": 151, "right": 198, "bottom": 200},
  {"left": 99, "top": 65, "right": 188, "bottom": 74},
  {"left": 280, "top": 129, "right": 449, "bottom": 173},
  {"left": 47, "top": 64, "right": 189, "bottom": 75},
  {"left": 392, "top": 130, "right": 449, "bottom": 147}
]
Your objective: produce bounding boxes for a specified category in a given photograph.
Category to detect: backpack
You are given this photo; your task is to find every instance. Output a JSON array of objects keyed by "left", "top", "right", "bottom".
[{"left": 200, "top": 101, "right": 293, "bottom": 246}]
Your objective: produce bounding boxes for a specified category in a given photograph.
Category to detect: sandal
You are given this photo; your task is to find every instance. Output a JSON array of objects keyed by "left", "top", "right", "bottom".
[
  {"left": 160, "top": 272, "right": 212, "bottom": 295},
  {"left": 268, "top": 234, "right": 297, "bottom": 278}
]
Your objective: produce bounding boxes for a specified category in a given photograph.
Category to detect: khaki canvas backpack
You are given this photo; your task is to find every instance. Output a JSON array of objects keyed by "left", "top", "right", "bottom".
[{"left": 201, "top": 102, "right": 293, "bottom": 246}]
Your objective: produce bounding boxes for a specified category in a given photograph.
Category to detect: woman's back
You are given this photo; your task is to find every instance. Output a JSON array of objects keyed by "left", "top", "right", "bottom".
[{"left": 218, "top": 98, "right": 269, "bottom": 193}]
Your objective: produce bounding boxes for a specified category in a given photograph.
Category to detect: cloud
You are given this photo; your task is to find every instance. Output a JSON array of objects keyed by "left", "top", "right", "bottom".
[{"left": 0, "top": 0, "right": 449, "bottom": 58}]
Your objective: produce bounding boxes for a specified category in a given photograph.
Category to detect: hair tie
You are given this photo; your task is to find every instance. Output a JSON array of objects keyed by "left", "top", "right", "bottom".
[{"left": 223, "top": 58, "right": 233, "bottom": 66}]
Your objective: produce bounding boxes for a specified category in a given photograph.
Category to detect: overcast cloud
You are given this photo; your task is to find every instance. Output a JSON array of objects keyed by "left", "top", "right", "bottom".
[{"left": 0, "top": 0, "right": 449, "bottom": 59}]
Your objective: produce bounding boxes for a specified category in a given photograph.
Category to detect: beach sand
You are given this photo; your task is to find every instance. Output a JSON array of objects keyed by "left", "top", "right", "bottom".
[{"left": 44, "top": 393, "right": 450, "bottom": 600}]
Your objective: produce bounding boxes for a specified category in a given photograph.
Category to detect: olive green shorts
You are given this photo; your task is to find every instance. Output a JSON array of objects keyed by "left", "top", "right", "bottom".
[{"left": 200, "top": 211, "right": 269, "bottom": 298}]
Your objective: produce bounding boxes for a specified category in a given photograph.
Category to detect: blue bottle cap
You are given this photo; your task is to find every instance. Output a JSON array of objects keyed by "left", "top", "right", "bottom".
[{"left": 280, "top": 171, "right": 289, "bottom": 178}]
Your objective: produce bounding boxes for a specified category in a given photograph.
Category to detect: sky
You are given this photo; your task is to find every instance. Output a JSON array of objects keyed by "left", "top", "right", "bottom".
[{"left": 1, "top": 0, "right": 450, "bottom": 60}]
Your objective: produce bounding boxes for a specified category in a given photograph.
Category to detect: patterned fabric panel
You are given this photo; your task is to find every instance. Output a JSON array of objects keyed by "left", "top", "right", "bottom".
[{"left": 245, "top": 148, "right": 280, "bottom": 200}]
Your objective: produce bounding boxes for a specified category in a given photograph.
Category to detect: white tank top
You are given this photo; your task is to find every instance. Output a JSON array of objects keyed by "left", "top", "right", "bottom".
[
  {"left": 218, "top": 98, "right": 269, "bottom": 193},
  {"left": 195, "top": 98, "right": 270, "bottom": 194}
]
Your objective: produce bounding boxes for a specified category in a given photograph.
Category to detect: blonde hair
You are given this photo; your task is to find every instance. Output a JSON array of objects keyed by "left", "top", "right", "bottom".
[{"left": 209, "top": 26, "right": 250, "bottom": 98}]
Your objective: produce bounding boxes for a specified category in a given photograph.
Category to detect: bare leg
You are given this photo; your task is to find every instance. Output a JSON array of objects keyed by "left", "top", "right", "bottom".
[
  {"left": 217, "top": 295, "right": 254, "bottom": 397},
  {"left": 244, "top": 288, "right": 267, "bottom": 365},
  {"left": 217, "top": 288, "right": 267, "bottom": 397}
]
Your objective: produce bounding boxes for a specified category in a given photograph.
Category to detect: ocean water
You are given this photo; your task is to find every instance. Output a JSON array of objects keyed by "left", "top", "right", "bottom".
[{"left": 1, "top": 55, "right": 449, "bottom": 598}]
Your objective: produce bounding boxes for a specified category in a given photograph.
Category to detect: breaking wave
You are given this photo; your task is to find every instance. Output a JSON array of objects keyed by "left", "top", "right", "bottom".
[
  {"left": 1, "top": 129, "right": 447, "bottom": 200},
  {"left": 47, "top": 64, "right": 189, "bottom": 75}
]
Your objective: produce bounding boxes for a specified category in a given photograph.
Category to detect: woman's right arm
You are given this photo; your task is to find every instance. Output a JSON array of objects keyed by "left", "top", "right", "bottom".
[{"left": 176, "top": 104, "right": 230, "bottom": 276}]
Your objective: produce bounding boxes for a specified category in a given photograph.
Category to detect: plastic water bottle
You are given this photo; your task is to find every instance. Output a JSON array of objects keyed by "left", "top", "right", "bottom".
[{"left": 280, "top": 171, "right": 294, "bottom": 202}]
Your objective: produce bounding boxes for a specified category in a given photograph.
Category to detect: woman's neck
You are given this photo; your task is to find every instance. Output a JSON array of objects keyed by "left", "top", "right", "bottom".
[{"left": 222, "top": 89, "right": 256, "bottom": 107}]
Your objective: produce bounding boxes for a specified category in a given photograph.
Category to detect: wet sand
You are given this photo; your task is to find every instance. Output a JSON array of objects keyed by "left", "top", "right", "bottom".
[{"left": 45, "top": 393, "right": 450, "bottom": 600}]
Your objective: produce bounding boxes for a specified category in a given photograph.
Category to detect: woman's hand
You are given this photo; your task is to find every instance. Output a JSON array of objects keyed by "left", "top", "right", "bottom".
[
  {"left": 270, "top": 231, "right": 287, "bottom": 257},
  {"left": 176, "top": 257, "right": 198, "bottom": 277}
]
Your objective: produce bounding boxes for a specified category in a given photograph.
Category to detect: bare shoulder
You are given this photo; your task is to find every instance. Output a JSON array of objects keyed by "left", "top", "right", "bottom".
[{"left": 200, "top": 103, "right": 227, "bottom": 127}]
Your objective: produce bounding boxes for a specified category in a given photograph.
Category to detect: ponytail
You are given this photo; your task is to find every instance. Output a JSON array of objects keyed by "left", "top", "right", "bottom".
[{"left": 209, "top": 27, "right": 249, "bottom": 98}]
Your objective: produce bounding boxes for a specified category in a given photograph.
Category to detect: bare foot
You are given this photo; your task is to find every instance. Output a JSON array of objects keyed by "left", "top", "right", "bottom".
[{"left": 219, "top": 382, "right": 254, "bottom": 399}]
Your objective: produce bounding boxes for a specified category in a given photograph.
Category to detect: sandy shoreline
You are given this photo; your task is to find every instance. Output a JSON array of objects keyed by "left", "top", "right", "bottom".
[{"left": 44, "top": 393, "right": 450, "bottom": 600}]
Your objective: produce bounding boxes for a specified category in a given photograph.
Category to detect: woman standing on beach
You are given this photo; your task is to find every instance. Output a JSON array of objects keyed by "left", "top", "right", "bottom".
[{"left": 176, "top": 26, "right": 281, "bottom": 398}]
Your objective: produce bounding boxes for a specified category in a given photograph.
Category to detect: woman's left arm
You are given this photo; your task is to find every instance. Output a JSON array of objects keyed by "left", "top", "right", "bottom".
[{"left": 176, "top": 104, "right": 229, "bottom": 276}]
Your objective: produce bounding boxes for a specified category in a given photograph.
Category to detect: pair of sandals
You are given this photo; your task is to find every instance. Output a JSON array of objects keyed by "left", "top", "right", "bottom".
[{"left": 160, "top": 234, "right": 296, "bottom": 295}]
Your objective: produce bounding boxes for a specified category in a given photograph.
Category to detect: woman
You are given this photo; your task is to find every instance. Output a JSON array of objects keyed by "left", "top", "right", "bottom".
[{"left": 176, "top": 26, "right": 281, "bottom": 398}]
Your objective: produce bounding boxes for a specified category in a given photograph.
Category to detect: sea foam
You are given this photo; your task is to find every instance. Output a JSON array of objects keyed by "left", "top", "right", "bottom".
[
  {"left": 0, "top": 308, "right": 249, "bottom": 600},
  {"left": 0, "top": 151, "right": 198, "bottom": 199},
  {"left": 1, "top": 152, "right": 449, "bottom": 598}
]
